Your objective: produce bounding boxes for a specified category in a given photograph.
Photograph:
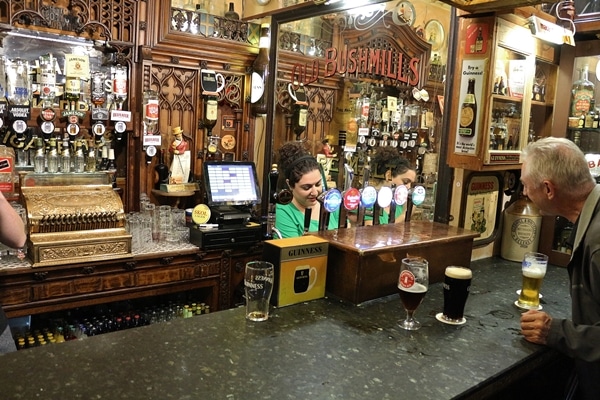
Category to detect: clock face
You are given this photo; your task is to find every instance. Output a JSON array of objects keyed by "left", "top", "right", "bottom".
[{"left": 221, "top": 134, "right": 236, "bottom": 150}]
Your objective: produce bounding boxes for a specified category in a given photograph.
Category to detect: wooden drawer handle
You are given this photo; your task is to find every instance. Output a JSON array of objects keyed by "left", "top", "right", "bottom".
[
  {"left": 82, "top": 266, "right": 95, "bottom": 275},
  {"left": 161, "top": 257, "right": 174, "bottom": 265}
]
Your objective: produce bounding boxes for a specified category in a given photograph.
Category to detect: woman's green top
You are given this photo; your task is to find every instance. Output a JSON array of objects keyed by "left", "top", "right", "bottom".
[
  {"left": 363, "top": 204, "right": 405, "bottom": 224},
  {"left": 275, "top": 202, "right": 340, "bottom": 238}
]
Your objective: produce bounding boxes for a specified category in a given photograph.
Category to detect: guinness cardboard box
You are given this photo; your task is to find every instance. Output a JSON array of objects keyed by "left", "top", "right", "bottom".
[{"left": 263, "top": 235, "right": 329, "bottom": 307}]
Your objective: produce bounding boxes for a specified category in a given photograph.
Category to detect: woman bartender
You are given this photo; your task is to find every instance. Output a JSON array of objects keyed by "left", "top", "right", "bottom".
[
  {"left": 367, "top": 147, "right": 416, "bottom": 224},
  {"left": 275, "top": 142, "right": 339, "bottom": 238}
]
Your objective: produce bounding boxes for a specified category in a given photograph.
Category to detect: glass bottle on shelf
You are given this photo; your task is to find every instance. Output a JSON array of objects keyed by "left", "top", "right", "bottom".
[
  {"left": 250, "top": 23, "right": 270, "bottom": 117},
  {"left": 107, "top": 148, "right": 117, "bottom": 187},
  {"left": 585, "top": 99, "right": 597, "bottom": 129},
  {"left": 47, "top": 138, "right": 59, "bottom": 173},
  {"left": 224, "top": 2, "right": 239, "bottom": 19},
  {"left": 33, "top": 138, "right": 45, "bottom": 173},
  {"left": 74, "top": 140, "right": 85, "bottom": 173},
  {"left": 61, "top": 139, "right": 71, "bottom": 173},
  {"left": 204, "top": 95, "right": 218, "bottom": 136},
  {"left": 570, "top": 65, "right": 595, "bottom": 118},
  {"left": 86, "top": 141, "right": 97, "bottom": 172}
]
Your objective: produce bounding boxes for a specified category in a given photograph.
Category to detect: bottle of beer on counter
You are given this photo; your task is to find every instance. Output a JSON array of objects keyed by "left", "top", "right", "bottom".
[
  {"left": 458, "top": 79, "right": 477, "bottom": 137},
  {"left": 250, "top": 23, "right": 270, "bottom": 117},
  {"left": 585, "top": 99, "right": 597, "bottom": 129}
]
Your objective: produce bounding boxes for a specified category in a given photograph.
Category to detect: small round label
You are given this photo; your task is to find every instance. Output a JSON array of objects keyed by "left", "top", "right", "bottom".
[
  {"left": 114, "top": 121, "right": 127, "bottom": 133},
  {"left": 343, "top": 187, "right": 361, "bottom": 211},
  {"left": 12, "top": 120, "right": 27, "bottom": 134},
  {"left": 93, "top": 123, "right": 106, "bottom": 137},
  {"left": 412, "top": 186, "right": 426, "bottom": 206},
  {"left": 394, "top": 185, "right": 409, "bottom": 206},
  {"left": 377, "top": 186, "right": 393, "bottom": 208},
  {"left": 67, "top": 123, "right": 80, "bottom": 136},
  {"left": 322, "top": 189, "right": 342, "bottom": 213},
  {"left": 68, "top": 115, "right": 79, "bottom": 124},
  {"left": 40, "top": 121, "right": 55, "bottom": 134},
  {"left": 192, "top": 204, "right": 211, "bottom": 224},
  {"left": 399, "top": 270, "right": 415, "bottom": 289},
  {"left": 41, "top": 107, "right": 56, "bottom": 121},
  {"left": 145, "top": 145, "right": 157, "bottom": 157},
  {"left": 360, "top": 186, "right": 377, "bottom": 208}
]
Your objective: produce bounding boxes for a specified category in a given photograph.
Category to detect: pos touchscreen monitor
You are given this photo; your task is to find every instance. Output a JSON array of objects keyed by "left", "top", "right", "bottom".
[{"left": 203, "top": 161, "right": 262, "bottom": 207}]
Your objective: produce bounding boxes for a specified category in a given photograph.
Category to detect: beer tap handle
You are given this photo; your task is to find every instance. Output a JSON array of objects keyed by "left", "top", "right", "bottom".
[
  {"left": 388, "top": 184, "right": 397, "bottom": 224},
  {"left": 356, "top": 166, "right": 370, "bottom": 226},
  {"left": 303, "top": 208, "right": 312, "bottom": 234},
  {"left": 405, "top": 188, "right": 414, "bottom": 223}
]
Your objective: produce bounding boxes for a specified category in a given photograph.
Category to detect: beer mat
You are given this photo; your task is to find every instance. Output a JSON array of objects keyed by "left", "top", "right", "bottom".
[
  {"left": 514, "top": 300, "right": 542, "bottom": 311},
  {"left": 516, "top": 289, "right": 543, "bottom": 298},
  {"left": 435, "top": 313, "right": 466, "bottom": 325}
]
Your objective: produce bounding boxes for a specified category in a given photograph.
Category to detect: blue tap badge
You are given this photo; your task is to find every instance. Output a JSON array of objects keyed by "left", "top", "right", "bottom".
[
  {"left": 412, "top": 186, "right": 426, "bottom": 206},
  {"left": 377, "top": 186, "right": 393, "bottom": 208},
  {"left": 323, "top": 188, "right": 342, "bottom": 213},
  {"left": 361, "top": 186, "right": 377, "bottom": 208}
]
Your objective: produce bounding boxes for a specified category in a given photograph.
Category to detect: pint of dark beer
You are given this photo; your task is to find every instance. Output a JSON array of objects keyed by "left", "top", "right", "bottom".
[{"left": 441, "top": 266, "right": 472, "bottom": 323}]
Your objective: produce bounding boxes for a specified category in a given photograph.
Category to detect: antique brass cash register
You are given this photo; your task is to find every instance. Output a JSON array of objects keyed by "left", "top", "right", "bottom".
[{"left": 20, "top": 173, "right": 131, "bottom": 267}]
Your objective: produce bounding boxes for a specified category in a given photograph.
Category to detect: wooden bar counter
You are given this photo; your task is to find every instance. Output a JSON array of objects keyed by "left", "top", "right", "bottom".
[
  {"left": 314, "top": 221, "right": 480, "bottom": 304},
  {"left": 0, "top": 257, "right": 571, "bottom": 399}
]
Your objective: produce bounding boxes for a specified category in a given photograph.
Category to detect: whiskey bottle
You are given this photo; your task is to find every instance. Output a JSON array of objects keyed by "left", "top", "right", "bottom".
[
  {"left": 475, "top": 27, "right": 483, "bottom": 52},
  {"left": 64, "top": 76, "right": 81, "bottom": 111},
  {"left": 570, "top": 65, "right": 595, "bottom": 118},
  {"left": 585, "top": 99, "right": 596, "bottom": 128},
  {"left": 204, "top": 95, "right": 218, "bottom": 135},
  {"left": 458, "top": 78, "right": 477, "bottom": 137},
  {"left": 60, "top": 139, "right": 71, "bottom": 173},
  {"left": 250, "top": 23, "right": 270, "bottom": 117}
]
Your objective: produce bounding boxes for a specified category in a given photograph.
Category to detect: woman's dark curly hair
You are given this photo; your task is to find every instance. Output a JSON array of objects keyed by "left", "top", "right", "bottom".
[
  {"left": 371, "top": 147, "right": 414, "bottom": 178},
  {"left": 277, "top": 141, "right": 320, "bottom": 186}
]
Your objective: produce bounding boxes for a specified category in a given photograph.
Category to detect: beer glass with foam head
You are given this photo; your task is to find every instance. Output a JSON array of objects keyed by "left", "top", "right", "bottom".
[
  {"left": 438, "top": 266, "right": 472, "bottom": 324},
  {"left": 517, "top": 252, "right": 548, "bottom": 309},
  {"left": 398, "top": 257, "right": 429, "bottom": 330}
]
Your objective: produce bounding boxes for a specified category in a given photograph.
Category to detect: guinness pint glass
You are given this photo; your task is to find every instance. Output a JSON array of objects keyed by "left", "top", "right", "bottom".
[
  {"left": 517, "top": 252, "right": 548, "bottom": 309},
  {"left": 441, "top": 266, "right": 472, "bottom": 323}
]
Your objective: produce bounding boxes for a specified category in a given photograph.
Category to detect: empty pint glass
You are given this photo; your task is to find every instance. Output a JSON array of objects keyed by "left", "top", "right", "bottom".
[
  {"left": 517, "top": 252, "right": 548, "bottom": 309},
  {"left": 440, "top": 266, "right": 472, "bottom": 324},
  {"left": 244, "top": 261, "right": 274, "bottom": 322}
]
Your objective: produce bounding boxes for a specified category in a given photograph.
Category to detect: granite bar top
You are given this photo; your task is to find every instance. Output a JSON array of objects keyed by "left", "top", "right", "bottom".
[{"left": 0, "top": 257, "right": 570, "bottom": 399}]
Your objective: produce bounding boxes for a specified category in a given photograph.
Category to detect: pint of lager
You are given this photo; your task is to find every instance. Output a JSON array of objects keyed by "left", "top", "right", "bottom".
[
  {"left": 517, "top": 252, "right": 548, "bottom": 309},
  {"left": 442, "top": 266, "right": 472, "bottom": 323}
]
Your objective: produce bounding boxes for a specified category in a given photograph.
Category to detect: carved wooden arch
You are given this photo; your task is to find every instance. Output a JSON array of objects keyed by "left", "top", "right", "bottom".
[{"left": 339, "top": 14, "right": 432, "bottom": 90}]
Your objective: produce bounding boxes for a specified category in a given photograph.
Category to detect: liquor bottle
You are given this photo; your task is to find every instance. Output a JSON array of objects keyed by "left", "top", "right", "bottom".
[
  {"left": 47, "top": 138, "right": 59, "bottom": 173},
  {"left": 86, "top": 141, "right": 97, "bottom": 172},
  {"left": 475, "top": 27, "right": 483, "bottom": 52},
  {"left": 585, "top": 99, "right": 596, "bottom": 128},
  {"left": 33, "top": 137, "right": 45, "bottom": 173},
  {"left": 99, "top": 146, "right": 109, "bottom": 171},
  {"left": 204, "top": 95, "right": 218, "bottom": 135},
  {"left": 113, "top": 64, "right": 128, "bottom": 111},
  {"left": 74, "top": 140, "right": 85, "bottom": 173},
  {"left": 64, "top": 76, "right": 80, "bottom": 111},
  {"left": 224, "top": 2, "right": 239, "bottom": 19},
  {"left": 38, "top": 54, "right": 56, "bottom": 104},
  {"left": 154, "top": 149, "right": 170, "bottom": 189},
  {"left": 458, "top": 79, "right": 477, "bottom": 137},
  {"left": 91, "top": 71, "right": 107, "bottom": 108},
  {"left": 107, "top": 148, "right": 117, "bottom": 187},
  {"left": 291, "top": 83, "right": 308, "bottom": 139},
  {"left": 570, "top": 65, "right": 595, "bottom": 118},
  {"left": 61, "top": 139, "right": 71, "bottom": 173},
  {"left": 594, "top": 105, "right": 600, "bottom": 129},
  {"left": 250, "top": 23, "right": 270, "bottom": 116},
  {"left": 143, "top": 90, "right": 160, "bottom": 134}
]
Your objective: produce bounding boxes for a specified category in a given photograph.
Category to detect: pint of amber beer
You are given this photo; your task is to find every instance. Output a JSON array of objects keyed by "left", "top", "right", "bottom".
[
  {"left": 441, "top": 266, "right": 472, "bottom": 323},
  {"left": 517, "top": 252, "right": 548, "bottom": 309}
]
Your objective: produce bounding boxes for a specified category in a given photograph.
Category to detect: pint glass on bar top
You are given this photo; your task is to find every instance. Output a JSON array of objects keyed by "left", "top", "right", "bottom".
[
  {"left": 517, "top": 252, "right": 548, "bottom": 310},
  {"left": 440, "top": 266, "right": 472, "bottom": 324}
]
